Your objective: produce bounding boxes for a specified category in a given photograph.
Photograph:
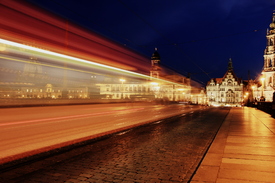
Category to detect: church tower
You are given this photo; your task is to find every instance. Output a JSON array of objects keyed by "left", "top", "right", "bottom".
[
  {"left": 261, "top": 10, "right": 275, "bottom": 101},
  {"left": 263, "top": 10, "right": 275, "bottom": 72},
  {"left": 228, "top": 58, "right": 233, "bottom": 71},
  {"left": 150, "top": 48, "right": 161, "bottom": 79}
]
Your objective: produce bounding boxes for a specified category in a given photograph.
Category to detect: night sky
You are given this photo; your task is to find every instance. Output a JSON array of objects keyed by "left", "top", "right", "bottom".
[{"left": 25, "top": 0, "right": 275, "bottom": 86}]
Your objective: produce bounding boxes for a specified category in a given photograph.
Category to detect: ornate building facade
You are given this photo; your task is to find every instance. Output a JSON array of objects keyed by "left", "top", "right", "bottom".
[
  {"left": 259, "top": 11, "right": 275, "bottom": 101},
  {"left": 206, "top": 59, "right": 244, "bottom": 106}
]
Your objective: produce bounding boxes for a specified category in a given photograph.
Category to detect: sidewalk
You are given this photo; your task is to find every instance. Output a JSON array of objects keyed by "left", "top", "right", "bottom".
[{"left": 191, "top": 107, "right": 275, "bottom": 183}]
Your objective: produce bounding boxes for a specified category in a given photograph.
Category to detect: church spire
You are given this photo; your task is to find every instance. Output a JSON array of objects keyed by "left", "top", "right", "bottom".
[
  {"left": 264, "top": 11, "right": 275, "bottom": 71},
  {"left": 228, "top": 58, "right": 233, "bottom": 71},
  {"left": 150, "top": 48, "right": 161, "bottom": 79},
  {"left": 151, "top": 47, "right": 160, "bottom": 65},
  {"left": 270, "top": 10, "right": 275, "bottom": 30}
]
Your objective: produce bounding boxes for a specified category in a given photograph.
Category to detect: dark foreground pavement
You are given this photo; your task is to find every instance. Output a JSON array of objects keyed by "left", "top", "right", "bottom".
[{"left": 0, "top": 107, "right": 230, "bottom": 183}]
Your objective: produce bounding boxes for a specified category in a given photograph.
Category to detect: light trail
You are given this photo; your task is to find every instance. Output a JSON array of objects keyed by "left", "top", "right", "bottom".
[
  {"left": 0, "top": 38, "right": 148, "bottom": 79},
  {"left": 0, "top": 107, "right": 145, "bottom": 127},
  {"left": 0, "top": 55, "right": 99, "bottom": 75},
  {"left": 0, "top": 38, "right": 187, "bottom": 86}
]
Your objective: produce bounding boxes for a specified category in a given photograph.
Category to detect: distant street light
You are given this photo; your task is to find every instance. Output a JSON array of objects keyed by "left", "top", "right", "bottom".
[
  {"left": 119, "top": 78, "right": 125, "bottom": 84},
  {"left": 150, "top": 82, "right": 158, "bottom": 86}
]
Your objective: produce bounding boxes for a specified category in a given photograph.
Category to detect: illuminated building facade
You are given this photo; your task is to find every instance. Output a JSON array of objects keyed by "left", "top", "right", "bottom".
[
  {"left": 97, "top": 49, "right": 192, "bottom": 102},
  {"left": 206, "top": 59, "right": 244, "bottom": 106},
  {"left": 0, "top": 39, "right": 195, "bottom": 103},
  {"left": 0, "top": 83, "right": 88, "bottom": 99},
  {"left": 259, "top": 11, "right": 275, "bottom": 101}
]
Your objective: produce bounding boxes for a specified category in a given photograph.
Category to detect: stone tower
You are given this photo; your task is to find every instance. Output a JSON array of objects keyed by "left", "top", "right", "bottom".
[
  {"left": 261, "top": 10, "right": 275, "bottom": 101},
  {"left": 263, "top": 10, "right": 275, "bottom": 72},
  {"left": 150, "top": 48, "right": 161, "bottom": 79}
]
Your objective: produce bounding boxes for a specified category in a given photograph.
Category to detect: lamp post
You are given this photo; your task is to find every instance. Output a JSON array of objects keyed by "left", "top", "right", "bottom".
[
  {"left": 245, "top": 92, "right": 249, "bottom": 105},
  {"left": 251, "top": 85, "right": 255, "bottom": 103}
]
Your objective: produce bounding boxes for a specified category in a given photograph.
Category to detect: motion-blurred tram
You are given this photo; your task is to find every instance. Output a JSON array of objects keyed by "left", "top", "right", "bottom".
[
  {"left": 0, "top": 0, "right": 151, "bottom": 73},
  {"left": 0, "top": 0, "right": 206, "bottom": 106}
]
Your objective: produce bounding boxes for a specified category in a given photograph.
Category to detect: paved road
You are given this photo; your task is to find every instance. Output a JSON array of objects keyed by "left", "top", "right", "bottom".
[
  {"left": 0, "top": 107, "right": 230, "bottom": 183},
  {"left": 0, "top": 103, "right": 202, "bottom": 164}
]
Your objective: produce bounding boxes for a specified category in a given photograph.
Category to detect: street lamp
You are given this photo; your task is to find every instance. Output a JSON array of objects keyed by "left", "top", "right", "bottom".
[
  {"left": 150, "top": 82, "right": 158, "bottom": 86},
  {"left": 244, "top": 92, "right": 249, "bottom": 105},
  {"left": 119, "top": 78, "right": 125, "bottom": 84},
  {"left": 251, "top": 85, "right": 255, "bottom": 102}
]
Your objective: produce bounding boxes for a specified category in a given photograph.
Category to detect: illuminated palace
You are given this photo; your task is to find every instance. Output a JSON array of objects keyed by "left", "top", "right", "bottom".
[
  {"left": 206, "top": 59, "right": 244, "bottom": 106},
  {"left": 258, "top": 11, "right": 275, "bottom": 102},
  {"left": 97, "top": 49, "right": 201, "bottom": 103}
]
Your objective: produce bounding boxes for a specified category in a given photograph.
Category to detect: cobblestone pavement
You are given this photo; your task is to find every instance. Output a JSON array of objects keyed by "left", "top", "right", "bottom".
[{"left": 1, "top": 107, "right": 230, "bottom": 183}]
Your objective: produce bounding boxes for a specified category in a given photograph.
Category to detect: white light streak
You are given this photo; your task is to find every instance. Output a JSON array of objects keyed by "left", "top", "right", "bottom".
[{"left": 0, "top": 38, "right": 185, "bottom": 86}]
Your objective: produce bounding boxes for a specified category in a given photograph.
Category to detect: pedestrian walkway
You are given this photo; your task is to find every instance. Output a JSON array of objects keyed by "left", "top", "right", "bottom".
[{"left": 191, "top": 107, "right": 275, "bottom": 183}]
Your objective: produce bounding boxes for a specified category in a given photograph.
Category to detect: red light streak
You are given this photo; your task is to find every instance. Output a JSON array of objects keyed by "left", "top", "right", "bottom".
[
  {"left": 0, "top": 0, "right": 151, "bottom": 73},
  {"left": 0, "top": 108, "right": 144, "bottom": 127}
]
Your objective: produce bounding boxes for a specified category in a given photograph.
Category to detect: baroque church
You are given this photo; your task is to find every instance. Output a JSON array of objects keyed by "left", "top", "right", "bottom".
[
  {"left": 259, "top": 11, "right": 275, "bottom": 102},
  {"left": 206, "top": 59, "right": 244, "bottom": 106}
]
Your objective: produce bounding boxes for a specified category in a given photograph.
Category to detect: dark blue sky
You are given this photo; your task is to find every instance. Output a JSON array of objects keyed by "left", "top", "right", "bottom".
[{"left": 26, "top": 0, "right": 275, "bottom": 86}]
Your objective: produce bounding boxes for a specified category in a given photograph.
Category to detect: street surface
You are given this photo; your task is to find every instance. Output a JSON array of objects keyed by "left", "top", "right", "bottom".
[
  {"left": 0, "top": 103, "right": 203, "bottom": 164},
  {"left": 0, "top": 105, "right": 230, "bottom": 183}
]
